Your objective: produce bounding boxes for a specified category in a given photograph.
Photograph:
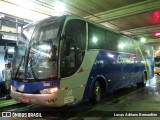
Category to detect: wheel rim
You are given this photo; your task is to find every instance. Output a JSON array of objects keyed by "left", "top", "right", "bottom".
[
  {"left": 95, "top": 82, "right": 101, "bottom": 102},
  {"left": 143, "top": 73, "right": 147, "bottom": 84}
]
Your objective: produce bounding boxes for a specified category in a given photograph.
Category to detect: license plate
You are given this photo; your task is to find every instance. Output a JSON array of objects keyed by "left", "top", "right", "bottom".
[{"left": 22, "top": 97, "right": 30, "bottom": 103}]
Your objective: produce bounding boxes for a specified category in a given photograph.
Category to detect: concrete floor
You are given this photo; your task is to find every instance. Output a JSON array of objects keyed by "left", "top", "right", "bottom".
[{"left": 78, "top": 75, "right": 160, "bottom": 120}]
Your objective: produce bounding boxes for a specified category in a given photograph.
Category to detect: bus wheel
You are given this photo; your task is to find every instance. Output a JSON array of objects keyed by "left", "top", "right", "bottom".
[
  {"left": 137, "top": 72, "right": 147, "bottom": 87},
  {"left": 91, "top": 81, "right": 102, "bottom": 104},
  {"left": 141, "top": 72, "right": 147, "bottom": 86}
]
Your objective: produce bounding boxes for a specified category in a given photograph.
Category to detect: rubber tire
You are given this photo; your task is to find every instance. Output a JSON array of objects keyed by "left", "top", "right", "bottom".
[
  {"left": 141, "top": 72, "right": 147, "bottom": 86},
  {"left": 91, "top": 81, "right": 102, "bottom": 104}
]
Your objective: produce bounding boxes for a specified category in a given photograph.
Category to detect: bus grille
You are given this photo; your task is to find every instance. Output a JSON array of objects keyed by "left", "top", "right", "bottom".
[{"left": 16, "top": 89, "right": 40, "bottom": 94}]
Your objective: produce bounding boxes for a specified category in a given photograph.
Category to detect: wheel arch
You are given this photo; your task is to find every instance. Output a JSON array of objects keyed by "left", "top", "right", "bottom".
[
  {"left": 90, "top": 75, "right": 107, "bottom": 98},
  {"left": 143, "top": 70, "right": 148, "bottom": 80}
]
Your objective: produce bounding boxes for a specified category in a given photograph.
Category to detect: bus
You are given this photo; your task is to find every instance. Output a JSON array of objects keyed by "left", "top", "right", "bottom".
[
  {"left": 10, "top": 15, "right": 154, "bottom": 107},
  {"left": 154, "top": 51, "right": 160, "bottom": 75}
]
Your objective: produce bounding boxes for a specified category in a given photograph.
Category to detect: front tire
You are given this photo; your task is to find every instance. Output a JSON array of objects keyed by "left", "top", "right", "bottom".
[
  {"left": 90, "top": 81, "right": 102, "bottom": 104},
  {"left": 142, "top": 72, "right": 147, "bottom": 86},
  {"left": 137, "top": 72, "right": 147, "bottom": 87}
]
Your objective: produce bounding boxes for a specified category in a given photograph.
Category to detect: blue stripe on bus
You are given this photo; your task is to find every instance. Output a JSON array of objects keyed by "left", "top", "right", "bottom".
[
  {"left": 11, "top": 79, "right": 60, "bottom": 93},
  {"left": 82, "top": 50, "right": 145, "bottom": 101}
]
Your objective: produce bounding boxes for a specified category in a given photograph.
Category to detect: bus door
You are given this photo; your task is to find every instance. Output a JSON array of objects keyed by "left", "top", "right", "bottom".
[{"left": 60, "top": 19, "right": 86, "bottom": 104}]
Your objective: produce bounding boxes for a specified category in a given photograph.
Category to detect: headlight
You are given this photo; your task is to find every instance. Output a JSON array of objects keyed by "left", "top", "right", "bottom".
[{"left": 40, "top": 87, "right": 58, "bottom": 94}]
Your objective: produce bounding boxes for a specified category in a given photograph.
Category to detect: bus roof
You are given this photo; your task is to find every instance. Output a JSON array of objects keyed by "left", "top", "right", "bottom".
[
  {"left": 23, "top": 15, "right": 119, "bottom": 34},
  {"left": 66, "top": 15, "right": 119, "bottom": 33}
]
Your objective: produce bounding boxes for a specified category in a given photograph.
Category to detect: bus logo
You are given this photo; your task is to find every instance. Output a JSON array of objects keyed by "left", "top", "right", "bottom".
[{"left": 117, "top": 55, "right": 134, "bottom": 64}]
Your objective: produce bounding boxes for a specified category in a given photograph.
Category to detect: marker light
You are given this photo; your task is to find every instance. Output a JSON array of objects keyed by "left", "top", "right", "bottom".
[
  {"left": 154, "top": 31, "right": 160, "bottom": 38},
  {"left": 155, "top": 32, "right": 160, "bottom": 36},
  {"left": 40, "top": 87, "right": 58, "bottom": 94},
  {"left": 131, "top": 55, "right": 137, "bottom": 59}
]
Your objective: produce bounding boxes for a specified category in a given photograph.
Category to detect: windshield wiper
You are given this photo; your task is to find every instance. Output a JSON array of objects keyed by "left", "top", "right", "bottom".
[
  {"left": 15, "top": 56, "right": 24, "bottom": 79},
  {"left": 30, "top": 58, "right": 38, "bottom": 80}
]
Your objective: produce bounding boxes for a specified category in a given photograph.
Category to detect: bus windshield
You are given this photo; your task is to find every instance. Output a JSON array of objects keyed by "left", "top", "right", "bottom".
[
  {"left": 27, "top": 17, "right": 65, "bottom": 80},
  {"left": 12, "top": 24, "right": 35, "bottom": 80},
  {"left": 13, "top": 17, "right": 65, "bottom": 80}
]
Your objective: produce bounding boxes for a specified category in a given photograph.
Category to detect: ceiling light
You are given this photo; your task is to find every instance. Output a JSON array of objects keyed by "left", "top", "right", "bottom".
[
  {"left": 0, "top": 1, "right": 49, "bottom": 21},
  {"left": 54, "top": 1, "right": 65, "bottom": 14}
]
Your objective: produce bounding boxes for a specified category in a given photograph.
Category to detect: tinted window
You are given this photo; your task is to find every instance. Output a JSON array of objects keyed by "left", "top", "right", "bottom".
[
  {"left": 117, "top": 35, "right": 136, "bottom": 54},
  {"left": 61, "top": 19, "right": 86, "bottom": 77},
  {"left": 65, "top": 20, "right": 86, "bottom": 50},
  {"left": 88, "top": 24, "right": 137, "bottom": 54},
  {"left": 105, "top": 30, "right": 119, "bottom": 51},
  {"left": 88, "top": 24, "right": 105, "bottom": 49},
  {"left": 137, "top": 42, "right": 153, "bottom": 57}
]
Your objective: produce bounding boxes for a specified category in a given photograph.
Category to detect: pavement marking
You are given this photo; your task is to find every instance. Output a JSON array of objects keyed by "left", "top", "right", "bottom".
[
  {"left": 0, "top": 99, "right": 19, "bottom": 108},
  {"left": 7, "top": 104, "right": 35, "bottom": 112}
]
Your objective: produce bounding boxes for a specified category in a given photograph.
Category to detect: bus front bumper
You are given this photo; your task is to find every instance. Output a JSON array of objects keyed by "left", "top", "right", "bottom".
[{"left": 10, "top": 86, "right": 63, "bottom": 107}]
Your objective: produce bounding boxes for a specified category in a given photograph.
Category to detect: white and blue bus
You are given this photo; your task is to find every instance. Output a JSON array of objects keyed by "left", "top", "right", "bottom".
[{"left": 10, "top": 15, "right": 154, "bottom": 107}]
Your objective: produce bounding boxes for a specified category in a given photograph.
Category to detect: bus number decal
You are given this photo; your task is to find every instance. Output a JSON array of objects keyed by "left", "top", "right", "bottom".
[{"left": 43, "top": 82, "right": 51, "bottom": 86}]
